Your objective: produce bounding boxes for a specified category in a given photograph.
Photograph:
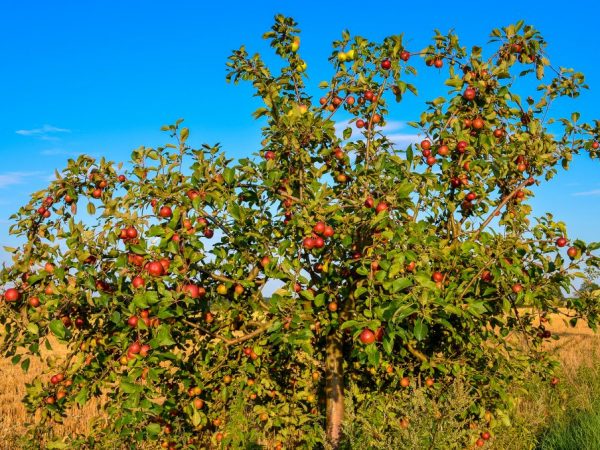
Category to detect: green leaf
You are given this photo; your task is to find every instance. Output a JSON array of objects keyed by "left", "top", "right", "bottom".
[
  {"left": 413, "top": 319, "right": 428, "bottom": 341},
  {"left": 49, "top": 320, "right": 68, "bottom": 340},
  {"left": 146, "top": 423, "right": 161, "bottom": 437},
  {"left": 154, "top": 325, "right": 176, "bottom": 347},
  {"left": 75, "top": 387, "right": 89, "bottom": 406}
]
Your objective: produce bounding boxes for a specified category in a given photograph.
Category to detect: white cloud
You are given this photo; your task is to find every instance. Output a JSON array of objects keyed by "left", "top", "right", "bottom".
[
  {"left": 572, "top": 189, "right": 600, "bottom": 197},
  {"left": 0, "top": 172, "right": 44, "bottom": 188},
  {"left": 16, "top": 124, "right": 71, "bottom": 140},
  {"left": 335, "top": 119, "right": 421, "bottom": 146},
  {"left": 387, "top": 133, "right": 421, "bottom": 148}
]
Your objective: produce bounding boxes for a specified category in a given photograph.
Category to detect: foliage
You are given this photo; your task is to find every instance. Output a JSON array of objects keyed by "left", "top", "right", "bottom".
[{"left": 1, "top": 15, "right": 600, "bottom": 448}]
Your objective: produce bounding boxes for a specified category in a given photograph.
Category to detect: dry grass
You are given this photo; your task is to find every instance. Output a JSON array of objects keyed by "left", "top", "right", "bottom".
[
  {"left": 0, "top": 339, "right": 107, "bottom": 449},
  {"left": 0, "top": 314, "right": 597, "bottom": 449}
]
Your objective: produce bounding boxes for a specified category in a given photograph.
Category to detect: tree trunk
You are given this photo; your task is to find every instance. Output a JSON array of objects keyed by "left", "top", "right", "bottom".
[{"left": 325, "top": 331, "right": 344, "bottom": 448}]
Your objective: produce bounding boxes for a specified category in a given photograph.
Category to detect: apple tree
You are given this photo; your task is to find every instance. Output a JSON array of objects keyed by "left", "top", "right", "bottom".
[{"left": 1, "top": 15, "right": 600, "bottom": 449}]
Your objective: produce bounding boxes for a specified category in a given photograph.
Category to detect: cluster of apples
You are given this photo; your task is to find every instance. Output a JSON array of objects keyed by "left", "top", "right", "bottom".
[{"left": 302, "top": 221, "right": 334, "bottom": 250}]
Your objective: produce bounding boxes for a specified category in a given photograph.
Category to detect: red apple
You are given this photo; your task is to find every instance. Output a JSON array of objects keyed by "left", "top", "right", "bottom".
[
  {"left": 127, "top": 316, "right": 139, "bottom": 328},
  {"left": 463, "top": 87, "right": 476, "bottom": 101},
  {"left": 159, "top": 206, "right": 173, "bottom": 218},
  {"left": 381, "top": 59, "right": 391, "bottom": 70},
  {"left": 313, "top": 221, "right": 326, "bottom": 235},
  {"left": 146, "top": 261, "right": 165, "bottom": 277},
  {"left": 567, "top": 246, "right": 578, "bottom": 259},
  {"left": 303, "top": 237, "right": 315, "bottom": 250},
  {"left": 359, "top": 328, "right": 376, "bottom": 344},
  {"left": 375, "top": 202, "right": 389, "bottom": 214},
  {"left": 4, "top": 288, "right": 20, "bottom": 302},
  {"left": 183, "top": 284, "right": 200, "bottom": 298},
  {"left": 432, "top": 272, "right": 443, "bottom": 283},
  {"left": 556, "top": 237, "right": 567, "bottom": 247},
  {"left": 400, "top": 50, "right": 410, "bottom": 61}
]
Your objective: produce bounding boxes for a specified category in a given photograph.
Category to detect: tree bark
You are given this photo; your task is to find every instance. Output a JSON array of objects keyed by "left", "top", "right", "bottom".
[{"left": 325, "top": 331, "right": 344, "bottom": 448}]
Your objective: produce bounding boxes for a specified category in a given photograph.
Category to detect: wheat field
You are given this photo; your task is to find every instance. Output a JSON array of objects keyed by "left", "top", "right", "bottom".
[{"left": 0, "top": 313, "right": 597, "bottom": 449}]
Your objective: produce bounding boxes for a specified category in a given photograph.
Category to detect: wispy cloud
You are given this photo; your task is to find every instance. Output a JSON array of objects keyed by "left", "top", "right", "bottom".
[
  {"left": 572, "top": 189, "right": 600, "bottom": 197},
  {"left": 387, "top": 133, "right": 421, "bottom": 148},
  {"left": 0, "top": 171, "right": 44, "bottom": 188},
  {"left": 16, "top": 125, "right": 71, "bottom": 141},
  {"left": 335, "top": 119, "right": 421, "bottom": 146}
]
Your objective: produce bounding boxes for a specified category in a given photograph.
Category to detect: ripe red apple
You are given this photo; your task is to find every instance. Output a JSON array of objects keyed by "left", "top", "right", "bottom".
[
  {"left": 433, "top": 58, "right": 443, "bottom": 68},
  {"left": 183, "top": 284, "right": 200, "bottom": 298},
  {"left": 481, "top": 431, "right": 491, "bottom": 440},
  {"left": 400, "top": 50, "right": 410, "bottom": 61},
  {"left": 346, "top": 96, "right": 355, "bottom": 105},
  {"left": 264, "top": 151, "right": 275, "bottom": 160},
  {"left": 129, "top": 341, "right": 142, "bottom": 354},
  {"left": 475, "top": 438, "right": 485, "bottom": 447},
  {"left": 456, "top": 141, "right": 468, "bottom": 153},
  {"left": 463, "top": 87, "right": 476, "bottom": 101},
  {"left": 567, "top": 246, "right": 578, "bottom": 259},
  {"left": 375, "top": 202, "right": 389, "bottom": 214},
  {"left": 127, "top": 316, "right": 139, "bottom": 328},
  {"left": 126, "top": 227, "right": 138, "bottom": 239},
  {"left": 400, "top": 377, "right": 410, "bottom": 388},
  {"left": 556, "top": 237, "right": 567, "bottom": 247},
  {"left": 422, "top": 149, "right": 431, "bottom": 158},
  {"left": 132, "top": 276, "right": 145, "bottom": 289},
  {"left": 374, "top": 327, "right": 384, "bottom": 342},
  {"left": 592, "top": 141, "right": 599, "bottom": 149},
  {"left": 466, "top": 192, "right": 476, "bottom": 201},
  {"left": 438, "top": 145, "right": 449, "bottom": 156},
  {"left": 303, "top": 237, "right": 315, "bottom": 250},
  {"left": 118, "top": 174, "right": 126, "bottom": 182},
  {"left": 359, "top": 328, "right": 376, "bottom": 344},
  {"left": 420, "top": 140, "right": 431, "bottom": 151},
  {"left": 314, "top": 236, "right": 325, "bottom": 248},
  {"left": 472, "top": 117, "right": 484, "bottom": 129},
  {"left": 203, "top": 228, "right": 214, "bottom": 238},
  {"left": 364, "top": 197, "right": 375, "bottom": 208},
  {"left": 493, "top": 128, "right": 505, "bottom": 138},
  {"left": 356, "top": 119, "right": 365, "bottom": 128},
  {"left": 146, "top": 261, "right": 165, "bottom": 277},
  {"left": 313, "top": 221, "right": 326, "bottom": 235},
  {"left": 260, "top": 255, "right": 270, "bottom": 268},
  {"left": 426, "top": 156, "right": 436, "bottom": 166},
  {"left": 159, "top": 206, "right": 173, "bottom": 218},
  {"left": 406, "top": 261, "right": 416, "bottom": 272},
  {"left": 4, "top": 288, "right": 20, "bottom": 302},
  {"left": 381, "top": 59, "right": 391, "bottom": 70},
  {"left": 481, "top": 270, "right": 493, "bottom": 283},
  {"left": 511, "top": 283, "right": 523, "bottom": 293},
  {"left": 551, "top": 376, "right": 559, "bottom": 386},
  {"left": 323, "top": 225, "right": 334, "bottom": 237},
  {"left": 140, "top": 344, "right": 151, "bottom": 357},
  {"left": 28, "top": 296, "right": 40, "bottom": 307},
  {"left": 432, "top": 272, "right": 443, "bottom": 283},
  {"left": 92, "top": 188, "right": 102, "bottom": 198}
]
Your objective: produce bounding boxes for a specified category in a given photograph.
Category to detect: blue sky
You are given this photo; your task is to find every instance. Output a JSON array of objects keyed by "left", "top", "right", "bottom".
[{"left": 1, "top": 0, "right": 600, "bottom": 258}]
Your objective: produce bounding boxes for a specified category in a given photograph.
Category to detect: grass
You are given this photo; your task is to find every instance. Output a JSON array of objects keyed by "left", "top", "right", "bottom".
[{"left": 1, "top": 313, "right": 600, "bottom": 449}]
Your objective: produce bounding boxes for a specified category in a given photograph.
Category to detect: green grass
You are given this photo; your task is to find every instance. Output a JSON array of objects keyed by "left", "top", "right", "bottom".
[{"left": 537, "top": 408, "right": 600, "bottom": 450}]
